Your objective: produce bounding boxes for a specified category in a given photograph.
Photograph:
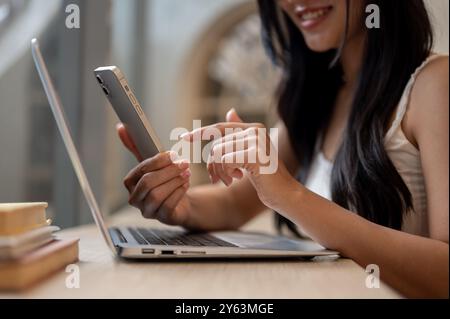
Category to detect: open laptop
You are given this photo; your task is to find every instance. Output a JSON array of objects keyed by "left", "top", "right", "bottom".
[{"left": 31, "top": 38, "right": 338, "bottom": 259}]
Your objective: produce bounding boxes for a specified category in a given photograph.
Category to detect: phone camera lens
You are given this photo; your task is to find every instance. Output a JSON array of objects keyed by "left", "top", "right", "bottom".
[
  {"left": 96, "top": 75, "right": 104, "bottom": 84},
  {"left": 102, "top": 86, "right": 109, "bottom": 96}
]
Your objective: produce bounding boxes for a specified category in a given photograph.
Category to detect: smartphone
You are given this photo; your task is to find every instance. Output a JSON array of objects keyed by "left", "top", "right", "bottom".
[{"left": 94, "top": 66, "right": 163, "bottom": 160}]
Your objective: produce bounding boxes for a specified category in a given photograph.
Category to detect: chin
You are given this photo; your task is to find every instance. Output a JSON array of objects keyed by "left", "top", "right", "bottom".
[
  {"left": 304, "top": 38, "right": 337, "bottom": 53},
  {"left": 301, "top": 28, "right": 341, "bottom": 52}
]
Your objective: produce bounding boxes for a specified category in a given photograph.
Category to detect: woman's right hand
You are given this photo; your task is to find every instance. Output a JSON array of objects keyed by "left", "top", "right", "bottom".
[{"left": 116, "top": 123, "right": 193, "bottom": 226}]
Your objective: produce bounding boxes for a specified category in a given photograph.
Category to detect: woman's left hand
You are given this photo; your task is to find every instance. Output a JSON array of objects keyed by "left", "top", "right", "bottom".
[{"left": 182, "top": 109, "right": 300, "bottom": 210}]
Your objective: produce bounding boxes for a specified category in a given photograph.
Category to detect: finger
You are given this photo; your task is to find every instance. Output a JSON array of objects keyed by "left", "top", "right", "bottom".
[
  {"left": 213, "top": 160, "right": 232, "bottom": 186},
  {"left": 230, "top": 169, "right": 244, "bottom": 179},
  {"left": 141, "top": 175, "right": 190, "bottom": 219},
  {"left": 221, "top": 148, "right": 259, "bottom": 176},
  {"left": 212, "top": 137, "right": 254, "bottom": 185},
  {"left": 218, "top": 127, "right": 259, "bottom": 146},
  {"left": 124, "top": 151, "right": 177, "bottom": 192},
  {"left": 128, "top": 165, "right": 191, "bottom": 205},
  {"left": 215, "top": 158, "right": 243, "bottom": 182},
  {"left": 181, "top": 122, "right": 264, "bottom": 142},
  {"left": 207, "top": 143, "right": 225, "bottom": 184},
  {"left": 226, "top": 108, "right": 243, "bottom": 123},
  {"left": 210, "top": 143, "right": 234, "bottom": 186},
  {"left": 220, "top": 151, "right": 244, "bottom": 181},
  {"left": 206, "top": 157, "right": 220, "bottom": 184},
  {"left": 116, "top": 123, "right": 143, "bottom": 161},
  {"left": 156, "top": 182, "right": 190, "bottom": 222},
  {"left": 214, "top": 127, "right": 271, "bottom": 158},
  {"left": 124, "top": 151, "right": 183, "bottom": 192},
  {"left": 213, "top": 134, "right": 257, "bottom": 156}
]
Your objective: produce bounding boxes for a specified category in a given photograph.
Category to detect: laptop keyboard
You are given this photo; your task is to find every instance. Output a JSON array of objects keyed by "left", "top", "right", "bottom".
[{"left": 128, "top": 227, "right": 237, "bottom": 247}]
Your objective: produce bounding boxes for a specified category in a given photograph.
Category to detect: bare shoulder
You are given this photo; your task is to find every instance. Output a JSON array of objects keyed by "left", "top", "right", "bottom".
[
  {"left": 404, "top": 55, "right": 449, "bottom": 145},
  {"left": 410, "top": 55, "right": 448, "bottom": 112}
]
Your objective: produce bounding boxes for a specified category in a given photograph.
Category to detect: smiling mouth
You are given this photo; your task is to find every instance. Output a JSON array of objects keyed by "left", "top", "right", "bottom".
[{"left": 295, "top": 5, "right": 333, "bottom": 29}]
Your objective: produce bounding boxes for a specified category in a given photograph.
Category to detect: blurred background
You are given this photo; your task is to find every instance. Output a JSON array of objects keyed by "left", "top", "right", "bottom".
[{"left": 0, "top": 0, "right": 448, "bottom": 228}]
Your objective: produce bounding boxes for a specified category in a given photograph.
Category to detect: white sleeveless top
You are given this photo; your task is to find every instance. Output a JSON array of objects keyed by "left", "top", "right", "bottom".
[{"left": 304, "top": 55, "right": 444, "bottom": 237}]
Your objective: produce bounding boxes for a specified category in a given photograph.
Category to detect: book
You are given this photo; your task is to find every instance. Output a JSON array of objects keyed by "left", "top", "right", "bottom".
[
  {"left": 0, "top": 202, "right": 51, "bottom": 236},
  {"left": 0, "top": 226, "right": 60, "bottom": 260},
  {"left": 0, "top": 238, "right": 79, "bottom": 291}
]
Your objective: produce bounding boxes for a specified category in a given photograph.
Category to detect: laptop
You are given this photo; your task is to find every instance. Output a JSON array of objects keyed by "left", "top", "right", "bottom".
[{"left": 31, "top": 38, "right": 338, "bottom": 259}]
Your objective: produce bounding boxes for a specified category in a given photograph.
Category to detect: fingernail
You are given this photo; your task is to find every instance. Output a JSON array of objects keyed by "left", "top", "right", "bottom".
[
  {"left": 232, "top": 170, "right": 243, "bottom": 180},
  {"left": 177, "top": 160, "right": 190, "bottom": 170},
  {"left": 180, "top": 132, "right": 191, "bottom": 141},
  {"left": 233, "top": 173, "right": 243, "bottom": 180},
  {"left": 168, "top": 151, "right": 179, "bottom": 162},
  {"left": 180, "top": 169, "right": 191, "bottom": 178}
]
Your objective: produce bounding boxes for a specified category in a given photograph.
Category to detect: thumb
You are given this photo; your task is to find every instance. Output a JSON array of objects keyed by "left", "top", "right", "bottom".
[{"left": 226, "top": 108, "right": 243, "bottom": 123}]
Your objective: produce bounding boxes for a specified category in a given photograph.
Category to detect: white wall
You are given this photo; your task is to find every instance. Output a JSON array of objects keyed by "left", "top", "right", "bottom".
[
  {"left": 0, "top": 0, "right": 60, "bottom": 202},
  {"left": 0, "top": 53, "right": 29, "bottom": 201},
  {"left": 426, "top": 0, "right": 449, "bottom": 53}
]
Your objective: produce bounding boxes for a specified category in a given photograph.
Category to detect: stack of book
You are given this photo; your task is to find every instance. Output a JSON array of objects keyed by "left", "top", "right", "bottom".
[{"left": 0, "top": 202, "right": 79, "bottom": 291}]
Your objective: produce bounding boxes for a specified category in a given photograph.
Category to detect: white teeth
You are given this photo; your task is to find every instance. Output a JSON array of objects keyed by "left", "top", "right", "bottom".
[{"left": 300, "top": 8, "right": 329, "bottom": 21}]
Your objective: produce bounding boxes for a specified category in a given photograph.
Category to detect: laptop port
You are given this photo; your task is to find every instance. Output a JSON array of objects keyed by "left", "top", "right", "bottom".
[
  {"left": 160, "top": 250, "right": 174, "bottom": 255},
  {"left": 180, "top": 251, "right": 206, "bottom": 255},
  {"left": 141, "top": 248, "right": 155, "bottom": 254}
]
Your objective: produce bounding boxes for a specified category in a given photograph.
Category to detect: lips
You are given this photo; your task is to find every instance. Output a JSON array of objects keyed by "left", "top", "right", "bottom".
[{"left": 294, "top": 5, "right": 333, "bottom": 29}]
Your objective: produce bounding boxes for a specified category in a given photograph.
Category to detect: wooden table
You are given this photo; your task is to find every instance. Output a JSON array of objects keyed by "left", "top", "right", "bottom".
[{"left": 1, "top": 208, "right": 401, "bottom": 299}]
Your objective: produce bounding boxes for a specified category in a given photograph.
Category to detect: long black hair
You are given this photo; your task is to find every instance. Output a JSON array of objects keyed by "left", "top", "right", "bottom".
[{"left": 257, "top": 0, "right": 433, "bottom": 232}]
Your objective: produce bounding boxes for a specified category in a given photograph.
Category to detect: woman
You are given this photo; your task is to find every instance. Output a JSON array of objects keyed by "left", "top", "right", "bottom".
[{"left": 117, "top": 0, "right": 448, "bottom": 298}]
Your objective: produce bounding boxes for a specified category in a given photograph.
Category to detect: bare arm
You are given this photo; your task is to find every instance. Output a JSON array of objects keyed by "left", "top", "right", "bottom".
[
  {"left": 277, "top": 57, "right": 449, "bottom": 298},
  {"left": 118, "top": 110, "right": 299, "bottom": 232},
  {"left": 185, "top": 178, "right": 263, "bottom": 230},
  {"left": 190, "top": 57, "right": 449, "bottom": 297},
  {"left": 185, "top": 120, "right": 299, "bottom": 231},
  {"left": 279, "top": 190, "right": 448, "bottom": 297}
]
